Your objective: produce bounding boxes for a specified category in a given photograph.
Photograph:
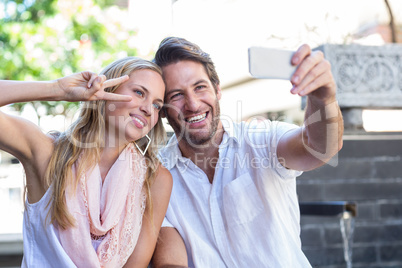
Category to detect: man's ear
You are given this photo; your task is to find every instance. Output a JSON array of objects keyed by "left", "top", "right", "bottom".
[{"left": 216, "top": 85, "right": 222, "bottom": 100}]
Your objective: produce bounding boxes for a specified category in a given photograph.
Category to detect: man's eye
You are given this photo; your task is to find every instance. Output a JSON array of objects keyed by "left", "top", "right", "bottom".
[
  {"left": 195, "top": 85, "right": 206, "bottom": 90},
  {"left": 170, "top": 93, "right": 183, "bottom": 100}
]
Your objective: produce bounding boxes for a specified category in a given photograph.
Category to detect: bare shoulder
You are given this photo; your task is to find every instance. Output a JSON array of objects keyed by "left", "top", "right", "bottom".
[
  {"left": 0, "top": 111, "right": 53, "bottom": 161},
  {"left": 154, "top": 164, "right": 173, "bottom": 190},
  {"left": 149, "top": 164, "right": 172, "bottom": 210}
]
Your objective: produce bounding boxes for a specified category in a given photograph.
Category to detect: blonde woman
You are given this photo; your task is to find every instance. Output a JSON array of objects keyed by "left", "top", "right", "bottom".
[{"left": 0, "top": 57, "right": 172, "bottom": 267}]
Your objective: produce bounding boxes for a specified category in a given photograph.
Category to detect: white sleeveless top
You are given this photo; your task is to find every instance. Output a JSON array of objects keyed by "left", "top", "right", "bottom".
[
  {"left": 22, "top": 144, "right": 147, "bottom": 267},
  {"left": 22, "top": 187, "right": 76, "bottom": 267}
]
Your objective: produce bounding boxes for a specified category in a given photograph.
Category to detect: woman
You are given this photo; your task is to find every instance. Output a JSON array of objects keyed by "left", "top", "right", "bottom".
[{"left": 0, "top": 57, "right": 172, "bottom": 267}]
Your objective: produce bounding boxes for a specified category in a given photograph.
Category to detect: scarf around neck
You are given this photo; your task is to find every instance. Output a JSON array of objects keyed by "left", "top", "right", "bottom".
[{"left": 59, "top": 143, "right": 147, "bottom": 267}]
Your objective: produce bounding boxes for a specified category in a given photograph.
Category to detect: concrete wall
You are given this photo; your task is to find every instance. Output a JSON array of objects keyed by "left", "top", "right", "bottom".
[{"left": 298, "top": 134, "right": 402, "bottom": 268}]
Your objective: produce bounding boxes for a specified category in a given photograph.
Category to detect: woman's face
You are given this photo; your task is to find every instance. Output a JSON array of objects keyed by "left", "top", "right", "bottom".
[{"left": 105, "top": 69, "right": 165, "bottom": 147}]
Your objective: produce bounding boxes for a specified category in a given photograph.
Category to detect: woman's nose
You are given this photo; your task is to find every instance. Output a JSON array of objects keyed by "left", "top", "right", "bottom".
[{"left": 140, "top": 101, "right": 152, "bottom": 116}]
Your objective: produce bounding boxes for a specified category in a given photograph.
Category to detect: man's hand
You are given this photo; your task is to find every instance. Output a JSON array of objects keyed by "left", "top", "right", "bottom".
[
  {"left": 289, "top": 44, "right": 336, "bottom": 104},
  {"left": 277, "top": 44, "right": 343, "bottom": 171},
  {"left": 55, "top": 71, "right": 132, "bottom": 102}
]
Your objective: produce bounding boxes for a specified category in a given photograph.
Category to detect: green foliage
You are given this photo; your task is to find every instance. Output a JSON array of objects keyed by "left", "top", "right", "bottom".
[
  {"left": 0, "top": 0, "right": 138, "bottom": 117},
  {"left": 2, "top": 0, "right": 57, "bottom": 23},
  {"left": 93, "top": 0, "right": 116, "bottom": 8}
]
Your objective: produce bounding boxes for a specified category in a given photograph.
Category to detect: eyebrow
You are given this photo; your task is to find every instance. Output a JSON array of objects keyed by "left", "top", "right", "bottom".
[
  {"left": 166, "top": 79, "right": 209, "bottom": 97},
  {"left": 193, "top": 79, "right": 209, "bottom": 86},
  {"left": 133, "top": 83, "right": 164, "bottom": 103},
  {"left": 166, "top": 88, "right": 182, "bottom": 98}
]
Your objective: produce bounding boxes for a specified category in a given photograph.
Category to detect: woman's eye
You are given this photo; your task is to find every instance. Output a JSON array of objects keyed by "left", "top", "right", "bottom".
[
  {"left": 135, "top": 90, "right": 144, "bottom": 97},
  {"left": 153, "top": 103, "right": 162, "bottom": 110}
]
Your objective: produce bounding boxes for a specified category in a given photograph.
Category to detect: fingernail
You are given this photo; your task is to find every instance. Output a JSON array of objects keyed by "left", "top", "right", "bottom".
[
  {"left": 292, "top": 57, "right": 299, "bottom": 65},
  {"left": 292, "top": 76, "right": 299, "bottom": 84},
  {"left": 291, "top": 86, "right": 297, "bottom": 94}
]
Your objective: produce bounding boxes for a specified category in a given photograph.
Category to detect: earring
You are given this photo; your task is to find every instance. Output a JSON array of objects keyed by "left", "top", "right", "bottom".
[{"left": 134, "top": 135, "right": 151, "bottom": 156}]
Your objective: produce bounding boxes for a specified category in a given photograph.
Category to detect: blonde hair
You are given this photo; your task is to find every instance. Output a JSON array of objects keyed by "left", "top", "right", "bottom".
[{"left": 44, "top": 57, "right": 166, "bottom": 229}]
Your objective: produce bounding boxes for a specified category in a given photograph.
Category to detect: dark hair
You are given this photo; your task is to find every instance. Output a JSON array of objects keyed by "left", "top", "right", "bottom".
[{"left": 153, "top": 37, "right": 220, "bottom": 90}]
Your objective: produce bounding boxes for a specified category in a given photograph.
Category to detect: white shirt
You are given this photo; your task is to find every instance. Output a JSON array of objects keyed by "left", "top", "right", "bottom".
[
  {"left": 22, "top": 186, "right": 76, "bottom": 267},
  {"left": 159, "top": 120, "right": 312, "bottom": 268}
]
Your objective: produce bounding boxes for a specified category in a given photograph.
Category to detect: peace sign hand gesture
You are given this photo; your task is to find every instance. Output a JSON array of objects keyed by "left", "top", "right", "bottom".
[{"left": 56, "top": 71, "right": 132, "bottom": 102}]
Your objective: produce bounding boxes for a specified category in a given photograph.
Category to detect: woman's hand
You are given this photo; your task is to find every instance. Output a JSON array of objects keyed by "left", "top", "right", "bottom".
[{"left": 55, "top": 71, "right": 132, "bottom": 102}]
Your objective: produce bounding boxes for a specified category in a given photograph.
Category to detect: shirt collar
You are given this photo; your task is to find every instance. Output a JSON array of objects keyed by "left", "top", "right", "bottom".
[
  {"left": 159, "top": 120, "right": 241, "bottom": 170},
  {"left": 158, "top": 135, "right": 182, "bottom": 170}
]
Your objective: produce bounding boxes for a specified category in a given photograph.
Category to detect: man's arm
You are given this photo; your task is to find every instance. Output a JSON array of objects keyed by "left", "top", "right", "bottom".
[
  {"left": 151, "top": 227, "right": 188, "bottom": 268},
  {"left": 277, "top": 44, "right": 344, "bottom": 171}
]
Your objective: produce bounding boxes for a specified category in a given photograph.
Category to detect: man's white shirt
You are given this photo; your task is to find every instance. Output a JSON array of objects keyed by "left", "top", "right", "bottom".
[{"left": 159, "top": 120, "right": 312, "bottom": 268}]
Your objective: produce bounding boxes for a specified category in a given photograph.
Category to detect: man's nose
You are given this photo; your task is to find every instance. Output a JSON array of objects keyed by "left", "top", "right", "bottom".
[{"left": 184, "top": 93, "right": 201, "bottom": 112}]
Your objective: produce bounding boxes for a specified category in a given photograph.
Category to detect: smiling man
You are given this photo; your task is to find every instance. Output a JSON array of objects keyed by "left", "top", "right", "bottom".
[
  {"left": 152, "top": 37, "right": 344, "bottom": 268},
  {"left": 164, "top": 61, "right": 221, "bottom": 140}
]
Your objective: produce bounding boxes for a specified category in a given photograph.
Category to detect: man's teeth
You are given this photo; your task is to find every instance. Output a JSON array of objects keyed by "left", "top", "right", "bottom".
[
  {"left": 186, "top": 113, "right": 207, "bottom": 123},
  {"left": 134, "top": 117, "right": 144, "bottom": 126}
]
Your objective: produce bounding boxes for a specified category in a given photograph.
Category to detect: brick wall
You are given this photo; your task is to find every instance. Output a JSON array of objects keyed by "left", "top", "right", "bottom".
[{"left": 298, "top": 134, "right": 402, "bottom": 268}]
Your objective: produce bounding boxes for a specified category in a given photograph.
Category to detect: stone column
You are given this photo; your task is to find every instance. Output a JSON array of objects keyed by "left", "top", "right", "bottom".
[{"left": 306, "top": 44, "right": 402, "bottom": 131}]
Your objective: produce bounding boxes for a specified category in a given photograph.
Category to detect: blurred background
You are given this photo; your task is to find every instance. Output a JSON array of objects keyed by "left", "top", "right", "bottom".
[{"left": 1, "top": 0, "right": 402, "bottom": 267}]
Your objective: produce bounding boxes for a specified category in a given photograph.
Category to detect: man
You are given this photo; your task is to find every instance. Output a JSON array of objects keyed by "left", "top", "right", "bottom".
[{"left": 152, "top": 37, "right": 343, "bottom": 267}]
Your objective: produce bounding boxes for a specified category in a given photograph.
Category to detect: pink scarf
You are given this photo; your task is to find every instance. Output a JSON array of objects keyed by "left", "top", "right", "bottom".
[{"left": 59, "top": 143, "right": 147, "bottom": 267}]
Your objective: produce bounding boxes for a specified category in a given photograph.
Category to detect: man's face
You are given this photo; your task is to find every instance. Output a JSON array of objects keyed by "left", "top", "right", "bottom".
[{"left": 162, "top": 60, "right": 222, "bottom": 147}]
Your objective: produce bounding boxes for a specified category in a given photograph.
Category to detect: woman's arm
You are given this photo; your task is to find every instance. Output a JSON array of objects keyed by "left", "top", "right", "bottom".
[
  {"left": 124, "top": 165, "right": 173, "bottom": 268},
  {"left": 0, "top": 72, "right": 130, "bottom": 106},
  {"left": 0, "top": 73, "right": 130, "bottom": 200},
  {"left": 0, "top": 72, "right": 130, "bottom": 159}
]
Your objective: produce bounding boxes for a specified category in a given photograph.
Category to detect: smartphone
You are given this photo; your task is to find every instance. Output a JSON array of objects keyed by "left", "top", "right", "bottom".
[{"left": 248, "top": 47, "right": 296, "bottom": 80}]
